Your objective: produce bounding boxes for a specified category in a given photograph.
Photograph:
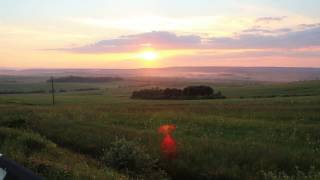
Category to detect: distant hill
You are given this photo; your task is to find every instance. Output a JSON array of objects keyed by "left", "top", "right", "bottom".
[{"left": 1, "top": 67, "right": 320, "bottom": 82}]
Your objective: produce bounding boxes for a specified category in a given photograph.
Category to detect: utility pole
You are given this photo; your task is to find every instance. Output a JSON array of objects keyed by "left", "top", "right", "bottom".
[{"left": 51, "top": 76, "right": 55, "bottom": 105}]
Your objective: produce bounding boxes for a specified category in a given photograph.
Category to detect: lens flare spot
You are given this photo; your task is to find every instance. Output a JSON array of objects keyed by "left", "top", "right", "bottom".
[{"left": 159, "top": 124, "right": 177, "bottom": 160}]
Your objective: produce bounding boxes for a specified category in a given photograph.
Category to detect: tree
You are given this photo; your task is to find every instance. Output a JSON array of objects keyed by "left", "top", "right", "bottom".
[
  {"left": 163, "top": 88, "right": 183, "bottom": 99},
  {"left": 183, "top": 86, "right": 214, "bottom": 97}
]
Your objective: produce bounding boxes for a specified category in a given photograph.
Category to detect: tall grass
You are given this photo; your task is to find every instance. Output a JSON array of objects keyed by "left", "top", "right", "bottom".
[{"left": 0, "top": 94, "right": 319, "bottom": 179}]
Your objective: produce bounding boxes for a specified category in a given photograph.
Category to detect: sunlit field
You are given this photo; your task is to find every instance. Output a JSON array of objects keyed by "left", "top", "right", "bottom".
[{"left": 1, "top": 78, "right": 320, "bottom": 179}]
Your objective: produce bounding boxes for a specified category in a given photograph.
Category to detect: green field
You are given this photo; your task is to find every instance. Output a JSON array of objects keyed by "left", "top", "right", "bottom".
[{"left": 0, "top": 78, "right": 320, "bottom": 179}]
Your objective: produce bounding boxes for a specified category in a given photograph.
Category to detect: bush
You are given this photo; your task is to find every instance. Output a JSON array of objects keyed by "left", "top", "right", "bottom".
[
  {"left": 0, "top": 114, "right": 28, "bottom": 128},
  {"left": 101, "top": 138, "right": 168, "bottom": 179}
]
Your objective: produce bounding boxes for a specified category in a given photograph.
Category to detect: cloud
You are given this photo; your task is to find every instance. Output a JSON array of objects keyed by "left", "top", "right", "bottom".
[
  {"left": 298, "top": 23, "right": 320, "bottom": 29},
  {"left": 217, "top": 50, "right": 320, "bottom": 59},
  {"left": 242, "top": 28, "right": 273, "bottom": 34},
  {"left": 56, "top": 26, "right": 320, "bottom": 54},
  {"left": 241, "top": 27, "right": 292, "bottom": 34},
  {"left": 208, "top": 27, "right": 320, "bottom": 49},
  {"left": 161, "top": 48, "right": 320, "bottom": 66},
  {"left": 61, "top": 31, "right": 201, "bottom": 53},
  {"left": 255, "top": 16, "right": 286, "bottom": 23}
]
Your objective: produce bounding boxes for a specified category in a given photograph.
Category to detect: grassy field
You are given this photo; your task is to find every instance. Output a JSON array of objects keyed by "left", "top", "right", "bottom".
[{"left": 0, "top": 78, "right": 320, "bottom": 179}]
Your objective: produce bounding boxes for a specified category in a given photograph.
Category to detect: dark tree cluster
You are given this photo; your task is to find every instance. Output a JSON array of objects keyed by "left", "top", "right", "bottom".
[
  {"left": 47, "top": 76, "right": 123, "bottom": 83},
  {"left": 131, "top": 86, "right": 226, "bottom": 100},
  {"left": 0, "top": 90, "right": 46, "bottom": 95}
]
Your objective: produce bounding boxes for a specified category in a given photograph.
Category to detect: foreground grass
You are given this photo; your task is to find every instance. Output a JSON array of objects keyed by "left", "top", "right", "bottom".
[
  {"left": 0, "top": 127, "right": 127, "bottom": 180},
  {"left": 0, "top": 94, "right": 320, "bottom": 179}
]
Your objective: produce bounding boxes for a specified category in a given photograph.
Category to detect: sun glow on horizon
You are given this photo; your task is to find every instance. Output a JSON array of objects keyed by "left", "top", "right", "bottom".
[{"left": 139, "top": 51, "right": 158, "bottom": 61}]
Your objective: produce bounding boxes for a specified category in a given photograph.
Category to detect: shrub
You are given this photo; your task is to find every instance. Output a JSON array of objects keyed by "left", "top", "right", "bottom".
[
  {"left": 101, "top": 138, "right": 168, "bottom": 179},
  {"left": 0, "top": 114, "right": 27, "bottom": 128}
]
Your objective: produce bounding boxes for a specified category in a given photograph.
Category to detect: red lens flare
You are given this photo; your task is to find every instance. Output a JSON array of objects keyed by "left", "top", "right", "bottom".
[{"left": 159, "top": 124, "right": 177, "bottom": 160}]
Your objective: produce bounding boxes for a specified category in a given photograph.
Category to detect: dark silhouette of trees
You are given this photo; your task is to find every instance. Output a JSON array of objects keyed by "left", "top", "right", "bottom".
[
  {"left": 163, "top": 88, "right": 183, "bottom": 99},
  {"left": 131, "top": 88, "right": 164, "bottom": 99},
  {"left": 183, "top": 86, "right": 214, "bottom": 97},
  {"left": 131, "top": 86, "right": 225, "bottom": 100}
]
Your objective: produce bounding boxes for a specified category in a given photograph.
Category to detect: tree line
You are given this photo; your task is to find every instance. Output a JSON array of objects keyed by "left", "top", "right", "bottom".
[
  {"left": 131, "top": 86, "right": 226, "bottom": 100},
  {"left": 47, "top": 76, "right": 123, "bottom": 83}
]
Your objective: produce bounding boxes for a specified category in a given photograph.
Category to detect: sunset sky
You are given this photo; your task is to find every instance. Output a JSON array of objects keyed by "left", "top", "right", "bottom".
[{"left": 0, "top": 0, "right": 320, "bottom": 68}]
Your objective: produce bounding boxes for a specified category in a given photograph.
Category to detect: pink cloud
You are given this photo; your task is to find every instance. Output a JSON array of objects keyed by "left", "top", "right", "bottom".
[
  {"left": 56, "top": 26, "right": 320, "bottom": 53},
  {"left": 59, "top": 31, "right": 201, "bottom": 53}
]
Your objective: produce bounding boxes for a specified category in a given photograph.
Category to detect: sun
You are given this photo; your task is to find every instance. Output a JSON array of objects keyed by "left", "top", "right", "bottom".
[{"left": 139, "top": 51, "right": 158, "bottom": 61}]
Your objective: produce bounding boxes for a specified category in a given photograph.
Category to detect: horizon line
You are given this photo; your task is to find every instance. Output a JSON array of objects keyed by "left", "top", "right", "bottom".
[{"left": 1, "top": 65, "right": 320, "bottom": 71}]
